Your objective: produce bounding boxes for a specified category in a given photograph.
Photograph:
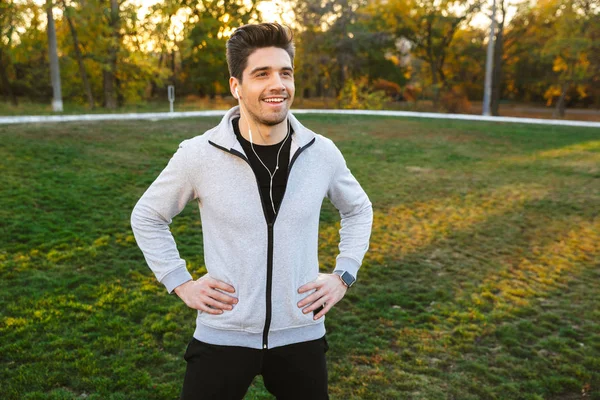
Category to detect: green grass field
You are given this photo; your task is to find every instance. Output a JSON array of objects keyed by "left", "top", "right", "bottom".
[{"left": 1, "top": 115, "right": 599, "bottom": 400}]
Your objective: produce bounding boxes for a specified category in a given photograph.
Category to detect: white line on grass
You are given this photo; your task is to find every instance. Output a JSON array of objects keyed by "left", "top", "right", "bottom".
[{"left": 1, "top": 109, "right": 599, "bottom": 128}]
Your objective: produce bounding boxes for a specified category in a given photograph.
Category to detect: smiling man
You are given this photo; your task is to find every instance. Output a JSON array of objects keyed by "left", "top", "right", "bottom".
[{"left": 131, "top": 23, "right": 373, "bottom": 400}]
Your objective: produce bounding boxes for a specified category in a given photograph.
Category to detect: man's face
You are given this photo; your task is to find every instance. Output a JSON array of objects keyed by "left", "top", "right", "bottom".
[{"left": 236, "top": 46, "right": 294, "bottom": 127}]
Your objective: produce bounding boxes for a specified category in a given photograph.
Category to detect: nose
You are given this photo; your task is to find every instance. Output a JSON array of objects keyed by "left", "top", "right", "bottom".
[{"left": 269, "top": 73, "right": 286, "bottom": 93}]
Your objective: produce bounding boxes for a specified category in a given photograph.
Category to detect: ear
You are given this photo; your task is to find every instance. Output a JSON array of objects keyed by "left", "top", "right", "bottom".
[{"left": 229, "top": 77, "right": 240, "bottom": 99}]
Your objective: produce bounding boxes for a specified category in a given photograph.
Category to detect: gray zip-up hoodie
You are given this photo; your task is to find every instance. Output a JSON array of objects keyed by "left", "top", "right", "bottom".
[{"left": 130, "top": 106, "right": 373, "bottom": 350}]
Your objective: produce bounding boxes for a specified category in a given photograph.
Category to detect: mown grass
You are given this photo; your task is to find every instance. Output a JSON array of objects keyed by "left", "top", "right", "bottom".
[{"left": 1, "top": 115, "right": 599, "bottom": 400}]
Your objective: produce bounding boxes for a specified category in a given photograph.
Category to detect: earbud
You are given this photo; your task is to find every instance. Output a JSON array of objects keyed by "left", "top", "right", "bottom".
[{"left": 235, "top": 88, "right": 239, "bottom": 99}]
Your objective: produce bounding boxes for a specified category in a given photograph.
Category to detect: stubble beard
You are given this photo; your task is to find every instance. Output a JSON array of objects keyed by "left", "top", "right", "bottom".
[{"left": 248, "top": 100, "right": 291, "bottom": 127}]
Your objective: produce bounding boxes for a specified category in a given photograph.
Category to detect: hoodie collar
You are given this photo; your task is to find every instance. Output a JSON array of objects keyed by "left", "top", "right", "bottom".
[{"left": 208, "top": 106, "right": 316, "bottom": 153}]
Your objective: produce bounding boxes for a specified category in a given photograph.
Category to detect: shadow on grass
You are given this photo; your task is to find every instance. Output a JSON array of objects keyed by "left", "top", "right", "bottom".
[{"left": 320, "top": 184, "right": 598, "bottom": 399}]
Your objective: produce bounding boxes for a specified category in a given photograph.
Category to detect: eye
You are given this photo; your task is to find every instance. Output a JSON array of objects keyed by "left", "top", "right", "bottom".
[{"left": 257, "top": 72, "right": 268, "bottom": 77}]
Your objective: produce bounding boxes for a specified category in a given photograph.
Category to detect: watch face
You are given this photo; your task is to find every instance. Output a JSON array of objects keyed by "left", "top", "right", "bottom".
[{"left": 341, "top": 272, "right": 355, "bottom": 287}]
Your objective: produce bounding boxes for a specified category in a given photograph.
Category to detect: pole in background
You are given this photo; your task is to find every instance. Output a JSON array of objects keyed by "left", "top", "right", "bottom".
[
  {"left": 483, "top": 0, "right": 497, "bottom": 116},
  {"left": 168, "top": 85, "right": 175, "bottom": 113}
]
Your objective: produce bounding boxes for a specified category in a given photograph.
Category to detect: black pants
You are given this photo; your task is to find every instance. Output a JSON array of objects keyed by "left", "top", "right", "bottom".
[{"left": 180, "top": 335, "right": 329, "bottom": 400}]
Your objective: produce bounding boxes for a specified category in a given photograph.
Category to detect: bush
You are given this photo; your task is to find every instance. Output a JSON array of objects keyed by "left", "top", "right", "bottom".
[
  {"left": 402, "top": 84, "right": 422, "bottom": 102},
  {"left": 440, "top": 86, "right": 471, "bottom": 113},
  {"left": 338, "top": 77, "right": 388, "bottom": 110},
  {"left": 372, "top": 79, "right": 401, "bottom": 99}
]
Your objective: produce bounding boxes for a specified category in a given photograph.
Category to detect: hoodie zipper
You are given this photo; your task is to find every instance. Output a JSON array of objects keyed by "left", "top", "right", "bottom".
[{"left": 209, "top": 137, "right": 316, "bottom": 349}]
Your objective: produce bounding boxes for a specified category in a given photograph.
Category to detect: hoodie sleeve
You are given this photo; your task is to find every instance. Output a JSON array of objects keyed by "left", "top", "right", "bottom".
[
  {"left": 325, "top": 141, "right": 373, "bottom": 281},
  {"left": 130, "top": 140, "right": 197, "bottom": 293}
]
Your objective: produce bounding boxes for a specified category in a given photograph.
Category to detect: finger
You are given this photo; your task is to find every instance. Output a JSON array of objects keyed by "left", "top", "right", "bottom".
[
  {"left": 313, "top": 302, "right": 333, "bottom": 320},
  {"left": 210, "top": 278, "right": 236, "bottom": 293},
  {"left": 204, "top": 296, "right": 234, "bottom": 311},
  {"left": 298, "top": 281, "right": 319, "bottom": 294},
  {"left": 210, "top": 289, "right": 239, "bottom": 305},
  {"left": 313, "top": 300, "right": 336, "bottom": 320},
  {"left": 297, "top": 290, "right": 324, "bottom": 308},
  {"left": 302, "top": 295, "right": 328, "bottom": 314},
  {"left": 198, "top": 303, "right": 224, "bottom": 315}
]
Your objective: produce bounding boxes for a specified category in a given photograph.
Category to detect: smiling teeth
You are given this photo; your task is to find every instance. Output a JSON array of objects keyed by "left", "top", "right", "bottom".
[{"left": 264, "top": 98, "right": 284, "bottom": 103}]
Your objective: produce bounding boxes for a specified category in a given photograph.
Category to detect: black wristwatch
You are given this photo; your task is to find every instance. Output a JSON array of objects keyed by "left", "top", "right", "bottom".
[{"left": 334, "top": 270, "right": 356, "bottom": 288}]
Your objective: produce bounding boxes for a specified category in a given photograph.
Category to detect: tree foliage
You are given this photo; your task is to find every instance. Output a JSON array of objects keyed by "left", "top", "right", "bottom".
[
  {"left": 503, "top": 0, "right": 599, "bottom": 112},
  {"left": 367, "top": 0, "right": 481, "bottom": 104},
  {"left": 0, "top": 0, "right": 597, "bottom": 114}
]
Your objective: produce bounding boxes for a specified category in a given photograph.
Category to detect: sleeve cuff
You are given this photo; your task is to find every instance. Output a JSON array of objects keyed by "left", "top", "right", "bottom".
[
  {"left": 162, "top": 266, "right": 194, "bottom": 294},
  {"left": 333, "top": 257, "right": 360, "bottom": 280}
]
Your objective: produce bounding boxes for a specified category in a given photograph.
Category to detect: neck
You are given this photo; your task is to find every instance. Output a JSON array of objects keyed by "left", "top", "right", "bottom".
[{"left": 238, "top": 113, "right": 288, "bottom": 145}]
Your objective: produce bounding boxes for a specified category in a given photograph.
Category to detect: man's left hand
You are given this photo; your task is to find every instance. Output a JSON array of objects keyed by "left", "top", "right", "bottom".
[{"left": 297, "top": 273, "right": 348, "bottom": 320}]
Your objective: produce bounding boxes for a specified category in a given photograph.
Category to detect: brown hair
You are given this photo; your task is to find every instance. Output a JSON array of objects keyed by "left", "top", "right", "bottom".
[{"left": 226, "top": 23, "right": 295, "bottom": 82}]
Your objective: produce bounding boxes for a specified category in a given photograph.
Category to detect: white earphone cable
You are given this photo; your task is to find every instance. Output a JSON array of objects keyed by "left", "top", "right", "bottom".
[{"left": 237, "top": 98, "right": 290, "bottom": 216}]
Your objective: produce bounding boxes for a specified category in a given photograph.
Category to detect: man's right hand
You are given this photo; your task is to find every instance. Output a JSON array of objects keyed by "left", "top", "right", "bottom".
[{"left": 174, "top": 274, "right": 238, "bottom": 315}]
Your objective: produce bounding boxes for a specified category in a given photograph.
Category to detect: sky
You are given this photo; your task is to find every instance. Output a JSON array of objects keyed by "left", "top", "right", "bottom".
[
  {"left": 32, "top": 0, "right": 509, "bottom": 31},
  {"left": 133, "top": 0, "right": 293, "bottom": 25},
  {"left": 130, "top": 0, "right": 506, "bottom": 32}
]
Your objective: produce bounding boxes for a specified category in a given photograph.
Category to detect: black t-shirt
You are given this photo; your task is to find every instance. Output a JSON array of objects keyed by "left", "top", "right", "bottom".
[{"left": 232, "top": 117, "right": 292, "bottom": 223}]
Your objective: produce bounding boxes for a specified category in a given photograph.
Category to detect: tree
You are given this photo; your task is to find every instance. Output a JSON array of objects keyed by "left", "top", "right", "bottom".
[
  {"left": 61, "top": 0, "right": 94, "bottom": 108},
  {"left": 444, "top": 27, "right": 486, "bottom": 100},
  {"left": 503, "top": 0, "right": 598, "bottom": 113},
  {"left": 370, "top": 0, "right": 481, "bottom": 106},
  {"left": 0, "top": 0, "right": 26, "bottom": 106},
  {"left": 490, "top": 0, "right": 508, "bottom": 116},
  {"left": 542, "top": 0, "right": 596, "bottom": 117},
  {"left": 141, "top": 0, "right": 260, "bottom": 98},
  {"left": 46, "top": 0, "right": 63, "bottom": 111},
  {"left": 103, "top": 0, "right": 120, "bottom": 109},
  {"left": 293, "top": 0, "right": 403, "bottom": 101}
]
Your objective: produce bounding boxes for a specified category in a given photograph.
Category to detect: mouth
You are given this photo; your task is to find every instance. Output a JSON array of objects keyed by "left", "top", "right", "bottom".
[{"left": 262, "top": 97, "right": 287, "bottom": 106}]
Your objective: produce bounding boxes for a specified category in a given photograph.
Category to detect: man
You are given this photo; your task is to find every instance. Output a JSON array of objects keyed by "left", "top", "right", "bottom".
[{"left": 130, "top": 23, "right": 372, "bottom": 400}]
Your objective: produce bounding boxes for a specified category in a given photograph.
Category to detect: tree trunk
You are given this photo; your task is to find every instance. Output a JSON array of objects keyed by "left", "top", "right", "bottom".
[
  {"left": 171, "top": 49, "right": 176, "bottom": 81},
  {"left": 46, "top": 0, "right": 63, "bottom": 112},
  {"left": 425, "top": 17, "right": 440, "bottom": 108},
  {"left": 316, "top": 76, "right": 323, "bottom": 97},
  {"left": 103, "top": 0, "right": 119, "bottom": 109},
  {"left": 150, "top": 52, "right": 164, "bottom": 98},
  {"left": 490, "top": 29, "right": 504, "bottom": 116},
  {"left": 116, "top": 75, "right": 124, "bottom": 107},
  {"left": 0, "top": 47, "right": 18, "bottom": 106},
  {"left": 103, "top": 71, "right": 116, "bottom": 109},
  {"left": 62, "top": 0, "right": 94, "bottom": 109},
  {"left": 430, "top": 63, "right": 440, "bottom": 108},
  {"left": 554, "top": 82, "right": 568, "bottom": 118},
  {"left": 491, "top": 0, "right": 506, "bottom": 116}
]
